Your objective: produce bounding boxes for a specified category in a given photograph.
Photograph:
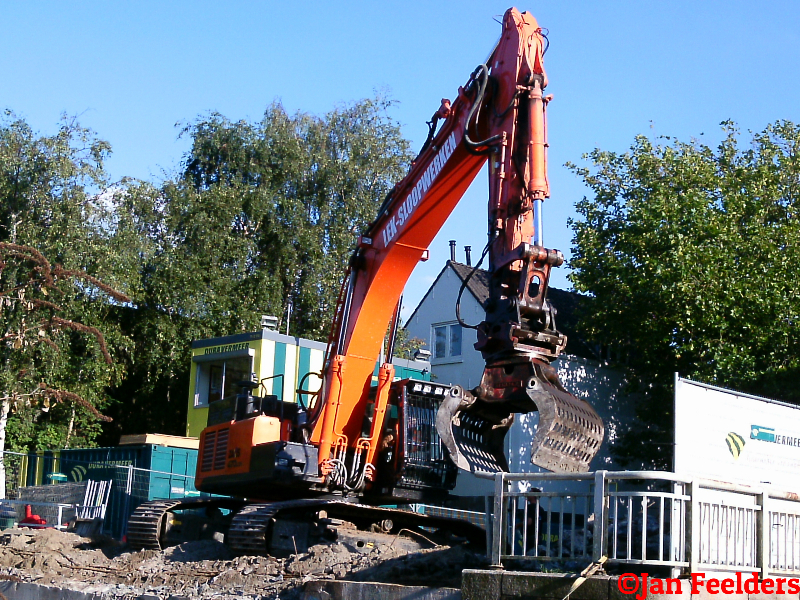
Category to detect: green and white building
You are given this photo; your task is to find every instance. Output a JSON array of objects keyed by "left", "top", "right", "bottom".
[{"left": 186, "top": 328, "right": 431, "bottom": 438}]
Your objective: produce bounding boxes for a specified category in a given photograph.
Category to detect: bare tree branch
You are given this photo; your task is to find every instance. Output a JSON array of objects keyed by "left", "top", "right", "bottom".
[
  {"left": 38, "top": 384, "right": 112, "bottom": 422},
  {"left": 31, "top": 299, "right": 63, "bottom": 312},
  {"left": 49, "top": 317, "right": 113, "bottom": 364},
  {"left": 0, "top": 242, "right": 131, "bottom": 303}
]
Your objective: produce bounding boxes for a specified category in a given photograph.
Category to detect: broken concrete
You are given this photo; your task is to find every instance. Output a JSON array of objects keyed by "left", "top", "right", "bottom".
[{"left": 0, "top": 527, "right": 484, "bottom": 599}]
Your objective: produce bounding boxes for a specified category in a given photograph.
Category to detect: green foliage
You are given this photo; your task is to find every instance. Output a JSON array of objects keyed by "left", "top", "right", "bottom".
[
  {"left": 1, "top": 96, "right": 412, "bottom": 448},
  {"left": 568, "top": 120, "right": 800, "bottom": 468},
  {"left": 393, "top": 325, "right": 426, "bottom": 361},
  {"left": 174, "top": 97, "right": 412, "bottom": 339},
  {"left": 0, "top": 114, "right": 134, "bottom": 451},
  {"left": 102, "top": 96, "right": 413, "bottom": 440}
]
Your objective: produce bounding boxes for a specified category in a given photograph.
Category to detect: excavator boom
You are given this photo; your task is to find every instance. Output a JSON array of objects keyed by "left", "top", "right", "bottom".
[{"left": 312, "top": 7, "right": 604, "bottom": 482}]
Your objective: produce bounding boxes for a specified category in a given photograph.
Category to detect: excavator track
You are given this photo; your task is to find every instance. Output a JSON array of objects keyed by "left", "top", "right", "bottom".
[
  {"left": 226, "top": 503, "right": 279, "bottom": 555},
  {"left": 128, "top": 497, "right": 486, "bottom": 554},
  {"left": 126, "top": 499, "right": 185, "bottom": 550},
  {"left": 226, "top": 498, "right": 489, "bottom": 555},
  {"left": 226, "top": 498, "right": 359, "bottom": 555}
]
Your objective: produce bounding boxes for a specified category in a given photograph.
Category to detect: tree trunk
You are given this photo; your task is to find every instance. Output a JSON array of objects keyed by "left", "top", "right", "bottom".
[
  {"left": 64, "top": 405, "right": 75, "bottom": 448},
  {"left": 0, "top": 398, "right": 10, "bottom": 500}
]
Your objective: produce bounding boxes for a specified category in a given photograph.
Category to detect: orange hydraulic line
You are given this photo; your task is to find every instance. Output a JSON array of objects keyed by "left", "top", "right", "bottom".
[
  {"left": 361, "top": 363, "right": 394, "bottom": 475},
  {"left": 317, "top": 354, "right": 345, "bottom": 474}
]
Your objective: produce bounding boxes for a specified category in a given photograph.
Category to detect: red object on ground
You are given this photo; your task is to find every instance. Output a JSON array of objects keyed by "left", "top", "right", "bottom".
[{"left": 19, "top": 504, "right": 47, "bottom": 527}]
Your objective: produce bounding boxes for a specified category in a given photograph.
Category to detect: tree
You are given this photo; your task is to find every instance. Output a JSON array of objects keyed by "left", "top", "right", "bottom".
[
  {"left": 392, "top": 326, "right": 426, "bottom": 361},
  {"left": 102, "top": 96, "right": 413, "bottom": 439},
  {"left": 174, "top": 96, "right": 413, "bottom": 339},
  {"left": 0, "top": 113, "right": 136, "bottom": 457},
  {"left": 568, "top": 120, "right": 800, "bottom": 468},
  {"left": 0, "top": 244, "right": 129, "bottom": 496}
]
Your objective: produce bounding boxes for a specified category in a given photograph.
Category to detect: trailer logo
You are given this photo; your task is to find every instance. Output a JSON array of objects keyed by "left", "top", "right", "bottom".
[
  {"left": 380, "top": 131, "right": 459, "bottom": 247},
  {"left": 751, "top": 425, "right": 775, "bottom": 442},
  {"left": 203, "top": 342, "right": 249, "bottom": 356},
  {"left": 750, "top": 424, "right": 800, "bottom": 448}
]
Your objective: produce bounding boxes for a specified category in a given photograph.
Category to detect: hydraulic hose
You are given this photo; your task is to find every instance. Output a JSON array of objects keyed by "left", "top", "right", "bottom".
[
  {"left": 455, "top": 241, "right": 491, "bottom": 329},
  {"left": 464, "top": 64, "right": 503, "bottom": 153}
]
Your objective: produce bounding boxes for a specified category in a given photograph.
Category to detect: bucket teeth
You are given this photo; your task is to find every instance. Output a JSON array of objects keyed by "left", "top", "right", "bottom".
[
  {"left": 436, "top": 362, "right": 604, "bottom": 474},
  {"left": 526, "top": 373, "right": 604, "bottom": 473}
]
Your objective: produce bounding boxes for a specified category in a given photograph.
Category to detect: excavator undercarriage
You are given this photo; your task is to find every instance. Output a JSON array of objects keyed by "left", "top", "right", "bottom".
[
  {"left": 127, "top": 496, "right": 485, "bottom": 555},
  {"left": 128, "top": 380, "right": 472, "bottom": 553}
]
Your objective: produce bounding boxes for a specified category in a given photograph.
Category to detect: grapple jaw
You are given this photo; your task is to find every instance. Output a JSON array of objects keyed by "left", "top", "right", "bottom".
[
  {"left": 436, "top": 386, "right": 511, "bottom": 474},
  {"left": 436, "top": 361, "right": 604, "bottom": 474}
]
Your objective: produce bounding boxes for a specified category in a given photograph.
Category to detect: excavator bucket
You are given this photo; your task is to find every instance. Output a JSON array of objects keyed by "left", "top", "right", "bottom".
[{"left": 436, "top": 361, "right": 604, "bottom": 474}]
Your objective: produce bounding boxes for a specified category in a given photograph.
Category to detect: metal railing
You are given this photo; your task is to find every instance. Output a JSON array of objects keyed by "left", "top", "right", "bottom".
[
  {"left": 485, "top": 470, "right": 800, "bottom": 577},
  {"left": 769, "top": 498, "right": 800, "bottom": 573}
]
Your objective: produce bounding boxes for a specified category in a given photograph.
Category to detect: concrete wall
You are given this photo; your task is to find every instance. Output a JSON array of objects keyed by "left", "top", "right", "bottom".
[
  {"left": 462, "top": 571, "right": 700, "bottom": 600},
  {"left": 0, "top": 580, "right": 461, "bottom": 600},
  {"left": 302, "top": 580, "right": 461, "bottom": 600}
]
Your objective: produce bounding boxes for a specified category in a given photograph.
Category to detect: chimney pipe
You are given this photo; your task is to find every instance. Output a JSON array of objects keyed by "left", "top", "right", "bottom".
[
  {"left": 449, "top": 240, "right": 456, "bottom": 262},
  {"left": 465, "top": 245, "right": 472, "bottom": 267}
]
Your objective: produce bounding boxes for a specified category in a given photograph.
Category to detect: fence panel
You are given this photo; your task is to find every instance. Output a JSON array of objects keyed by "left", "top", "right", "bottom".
[
  {"left": 770, "top": 499, "right": 800, "bottom": 573},
  {"left": 607, "top": 490, "right": 688, "bottom": 566},
  {"left": 694, "top": 490, "right": 758, "bottom": 572},
  {"left": 484, "top": 470, "right": 800, "bottom": 577},
  {"left": 496, "top": 492, "right": 594, "bottom": 560}
]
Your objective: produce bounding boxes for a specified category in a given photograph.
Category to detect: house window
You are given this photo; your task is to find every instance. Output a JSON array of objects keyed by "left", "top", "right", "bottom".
[{"left": 433, "top": 323, "right": 463, "bottom": 360}]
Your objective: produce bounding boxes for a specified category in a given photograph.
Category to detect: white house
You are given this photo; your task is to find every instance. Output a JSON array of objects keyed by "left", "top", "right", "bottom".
[{"left": 405, "top": 257, "right": 636, "bottom": 497}]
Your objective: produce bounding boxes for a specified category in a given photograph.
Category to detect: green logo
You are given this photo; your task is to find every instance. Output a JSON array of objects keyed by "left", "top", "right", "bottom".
[{"left": 726, "top": 432, "right": 746, "bottom": 459}]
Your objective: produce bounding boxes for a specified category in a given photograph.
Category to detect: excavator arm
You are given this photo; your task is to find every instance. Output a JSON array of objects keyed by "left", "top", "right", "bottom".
[{"left": 309, "top": 7, "right": 604, "bottom": 489}]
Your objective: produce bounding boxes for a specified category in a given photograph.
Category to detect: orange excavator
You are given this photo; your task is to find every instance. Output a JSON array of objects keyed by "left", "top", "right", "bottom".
[{"left": 127, "top": 7, "right": 603, "bottom": 553}]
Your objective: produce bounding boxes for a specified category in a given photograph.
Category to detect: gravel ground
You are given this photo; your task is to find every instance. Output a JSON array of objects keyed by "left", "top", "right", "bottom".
[{"left": 0, "top": 527, "right": 486, "bottom": 599}]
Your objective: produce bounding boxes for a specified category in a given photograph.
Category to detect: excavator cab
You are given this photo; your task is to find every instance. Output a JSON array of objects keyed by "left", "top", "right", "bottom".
[
  {"left": 197, "top": 382, "right": 321, "bottom": 498},
  {"left": 368, "top": 379, "right": 458, "bottom": 502},
  {"left": 196, "top": 377, "right": 458, "bottom": 501}
]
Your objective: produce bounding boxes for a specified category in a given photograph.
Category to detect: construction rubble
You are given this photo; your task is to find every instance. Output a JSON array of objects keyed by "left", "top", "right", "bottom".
[{"left": 0, "top": 527, "right": 485, "bottom": 599}]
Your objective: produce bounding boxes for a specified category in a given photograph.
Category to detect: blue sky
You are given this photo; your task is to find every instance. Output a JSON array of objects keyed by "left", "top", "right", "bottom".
[{"left": 3, "top": 1, "right": 799, "bottom": 319}]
